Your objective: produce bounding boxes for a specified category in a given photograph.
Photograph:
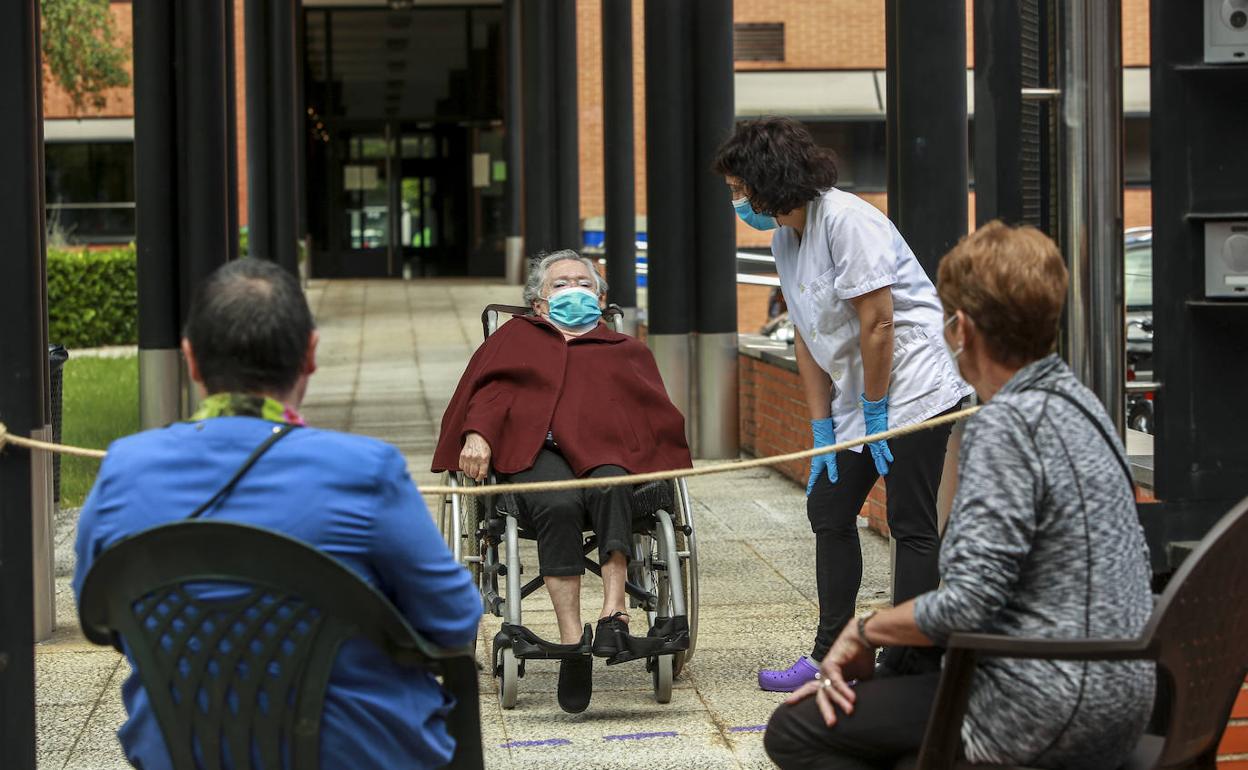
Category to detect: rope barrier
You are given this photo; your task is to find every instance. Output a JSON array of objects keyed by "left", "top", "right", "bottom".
[
  {"left": 0, "top": 422, "right": 108, "bottom": 459},
  {"left": 0, "top": 405, "right": 980, "bottom": 495}
]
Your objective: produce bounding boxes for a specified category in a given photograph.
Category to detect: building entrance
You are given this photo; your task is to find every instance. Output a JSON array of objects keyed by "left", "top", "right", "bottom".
[{"left": 303, "top": 5, "right": 504, "bottom": 279}]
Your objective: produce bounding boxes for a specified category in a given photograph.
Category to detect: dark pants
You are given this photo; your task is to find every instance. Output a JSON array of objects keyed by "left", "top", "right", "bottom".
[
  {"left": 764, "top": 672, "right": 941, "bottom": 770},
  {"left": 808, "top": 407, "right": 956, "bottom": 661},
  {"left": 503, "top": 449, "right": 634, "bottom": 576}
]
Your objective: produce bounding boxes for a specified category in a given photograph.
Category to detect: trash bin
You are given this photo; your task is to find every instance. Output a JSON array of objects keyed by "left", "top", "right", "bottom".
[{"left": 48, "top": 344, "right": 69, "bottom": 503}]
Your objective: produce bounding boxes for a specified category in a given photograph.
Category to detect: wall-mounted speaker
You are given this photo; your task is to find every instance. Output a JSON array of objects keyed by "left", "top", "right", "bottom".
[
  {"left": 1205, "top": 221, "right": 1248, "bottom": 297},
  {"left": 1205, "top": 0, "right": 1248, "bottom": 62}
]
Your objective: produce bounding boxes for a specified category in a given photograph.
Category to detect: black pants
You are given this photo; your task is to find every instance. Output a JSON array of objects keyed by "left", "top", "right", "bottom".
[
  {"left": 503, "top": 449, "right": 634, "bottom": 576},
  {"left": 764, "top": 672, "right": 941, "bottom": 770},
  {"left": 808, "top": 406, "right": 956, "bottom": 661}
]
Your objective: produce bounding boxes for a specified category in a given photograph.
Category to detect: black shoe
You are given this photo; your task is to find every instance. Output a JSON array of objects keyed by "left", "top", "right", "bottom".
[
  {"left": 591, "top": 612, "right": 631, "bottom": 659},
  {"left": 556, "top": 654, "right": 593, "bottom": 713}
]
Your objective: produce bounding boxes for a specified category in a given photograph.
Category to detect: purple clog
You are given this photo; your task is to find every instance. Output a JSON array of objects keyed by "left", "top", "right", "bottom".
[{"left": 758, "top": 656, "right": 819, "bottom": 692}]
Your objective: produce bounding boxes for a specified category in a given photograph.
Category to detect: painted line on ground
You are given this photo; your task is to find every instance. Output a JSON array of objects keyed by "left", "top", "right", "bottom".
[
  {"left": 500, "top": 738, "right": 573, "bottom": 748},
  {"left": 500, "top": 726, "right": 764, "bottom": 749},
  {"left": 727, "top": 725, "right": 767, "bottom": 733},
  {"left": 603, "top": 731, "right": 680, "bottom": 741}
]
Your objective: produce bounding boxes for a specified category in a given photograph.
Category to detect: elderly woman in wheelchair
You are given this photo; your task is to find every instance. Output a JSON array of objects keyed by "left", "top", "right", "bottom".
[{"left": 433, "top": 250, "right": 697, "bottom": 713}]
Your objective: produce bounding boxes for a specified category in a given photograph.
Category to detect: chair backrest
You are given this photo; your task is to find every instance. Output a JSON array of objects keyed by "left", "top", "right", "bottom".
[
  {"left": 480, "top": 302, "right": 624, "bottom": 340},
  {"left": 78, "top": 520, "right": 481, "bottom": 770},
  {"left": 1144, "top": 495, "right": 1248, "bottom": 767}
]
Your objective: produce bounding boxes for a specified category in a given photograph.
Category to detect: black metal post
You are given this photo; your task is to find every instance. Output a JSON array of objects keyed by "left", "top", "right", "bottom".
[
  {"left": 134, "top": 0, "right": 184, "bottom": 428},
  {"left": 0, "top": 0, "right": 44, "bottom": 766},
  {"left": 691, "top": 0, "right": 738, "bottom": 458},
  {"left": 177, "top": 0, "right": 234, "bottom": 316},
  {"left": 602, "top": 0, "right": 637, "bottom": 323},
  {"left": 884, "top": 0, "right": 969, "bottom": 279},
  {"left": 225, "top": 0, "right": 240, "bottom": 262},
  {"left": 270, "top": 0, "right": 300, "bottom": 275},
  {"left": 972, "top": 0, "right": 1024, "bottom": 226},
  {"left": 553, "top": 0, "right": 580, "bottom": 250},
  {"left": 244, "top": 0, "right": 272, "bottom": 261},
  {"left": 644, "top": 0, "right": 694, "bottom": 425},
  {"left": 521, "top": 0, "right": 556, "bottom": 254},
  {"left": 504, "top": 0, "right": 525, "bottom": 283}
]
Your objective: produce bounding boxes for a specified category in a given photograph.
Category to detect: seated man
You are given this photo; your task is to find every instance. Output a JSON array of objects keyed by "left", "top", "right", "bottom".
[
  {"left": 432, "top": 249, "right": 693, "bottom": 714},
  {"left": 74, "top": 259, "right": 481, "bottom": 770}
]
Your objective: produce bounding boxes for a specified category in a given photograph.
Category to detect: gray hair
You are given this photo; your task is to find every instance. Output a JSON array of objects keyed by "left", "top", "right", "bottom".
[{"left": 522, "top": 249, "right": 609, "bottom": 307}]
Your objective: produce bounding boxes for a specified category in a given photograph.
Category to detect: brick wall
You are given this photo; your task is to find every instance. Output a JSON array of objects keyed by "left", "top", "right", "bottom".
[
  {"left": 1223, "top": 684, "right": 1248, "bottom": 765},
  {"left": 42, "top": 2, "right": 135, "bottom": 119}
]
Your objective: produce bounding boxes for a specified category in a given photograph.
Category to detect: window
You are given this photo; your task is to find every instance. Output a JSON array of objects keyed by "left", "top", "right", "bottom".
[
  {"left": 1124, "top": 116, "right": 1150, "bottom": 185},
  {"left": 44, "top": 141, "right": 135, "bottom": 243},
  {"left": 802, "top": 121, "right": 888, "bottom": 192},
  {"left": 734, "top": 23, "right": 784, "bottom": 62}
]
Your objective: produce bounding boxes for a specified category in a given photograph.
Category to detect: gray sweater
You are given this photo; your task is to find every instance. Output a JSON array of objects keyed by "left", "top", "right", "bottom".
[{"left": 914, "top": 355, "right": 1154, "bottom": 769}]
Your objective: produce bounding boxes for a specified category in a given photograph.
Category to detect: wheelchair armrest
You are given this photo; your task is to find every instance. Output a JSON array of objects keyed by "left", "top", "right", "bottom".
[{"left": 945, "top": 632, "right": 1156, "bottom": 662}]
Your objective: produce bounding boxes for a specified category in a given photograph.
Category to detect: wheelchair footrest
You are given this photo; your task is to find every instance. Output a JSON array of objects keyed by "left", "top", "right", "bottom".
[
  {"left": 605, "top": 615, "right": 690, "bottom": 666},
  {"left": 499, "top": 622, "right": 592, "bottom": 661}
]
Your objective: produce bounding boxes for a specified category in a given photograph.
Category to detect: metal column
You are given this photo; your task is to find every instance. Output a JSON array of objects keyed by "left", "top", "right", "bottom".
[
  {"left": 0, "top": 0, "right": 44, "bottom": 765},
  {"left": 245, "top": 0, "right": 300, "bottom": 275},
  {"left": 602, "top": 0, "right": 638, "bottom": 332},
  {"left": 1058, "top": 0, "right": 1125, "bottom": 435},
  {"left": 884, "top": 0, "right": 969, "bottom": 279},
  {"left": 692, "top": 0, "right": 738, "bottom": 458},
  {"left": 521, "top": 0, "right": 557, "bottom": 254},
  {"left": 644, "top": 0, "right": 694, "bottom": 432},
  {"left": 504, "top": 0, "right": 524, "bottom": 284},
  {"left": 553, "top": 0, "right": 580, "bottom": 250},
  {"left": 134, "top": 0, "right": 183, "bottom": 429}
]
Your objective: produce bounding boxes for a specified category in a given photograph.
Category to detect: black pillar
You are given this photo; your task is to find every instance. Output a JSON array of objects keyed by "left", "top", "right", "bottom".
[
  {"left": 522, "top": 0, "right": 579, "bottom": 255},
  {"left": 521, "top": 0, "right": 556, "bottom": 254},
  {"left": 503, "top": 0, "right": 524, "bottom": 282},
  {"left": 0, "top": 0, "right": 44, "bottom": 766},
  {"left": 602, "top": 0, "right": 636, "bottom": 314},
  {"left": 885, "top": 0, "right": 969, "bottom": 279},
  {"left": 553, "top": 0, "right": 580, "bottom": 249},
  {"left": 644, "top": 0, "right": 694, "bottom": 421},
  {"left": 691, "top": 0, "right": 738, "bottom": 458},
  {"left": 178, "top": 0, "right": 234, "bottom": 316},
  {"left": 972, "top": 0, "right": 1024, "bottom": 226},
  {"left": 134, "top": 0, "right": 183, "bottom": 428},
  {"left": 245, "top": 0, "right": 300, "bottom": 274}
]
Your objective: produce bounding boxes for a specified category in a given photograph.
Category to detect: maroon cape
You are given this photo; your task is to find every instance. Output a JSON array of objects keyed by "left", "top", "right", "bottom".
[{"left": 432, "top": 316, "right": 692, "bottom": 476}]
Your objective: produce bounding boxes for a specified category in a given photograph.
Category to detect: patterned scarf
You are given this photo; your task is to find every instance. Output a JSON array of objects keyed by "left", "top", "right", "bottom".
[{"left": 190, "top": 393, "right": 306, "bottom": 427}]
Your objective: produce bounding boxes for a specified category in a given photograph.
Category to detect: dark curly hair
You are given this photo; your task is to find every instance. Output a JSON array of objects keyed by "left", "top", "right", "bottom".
[{"left": 712, "top": 117, "right": 839, "bottom": 216}]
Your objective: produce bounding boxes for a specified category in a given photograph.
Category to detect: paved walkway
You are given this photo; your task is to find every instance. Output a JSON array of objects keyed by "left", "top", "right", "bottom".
[{"left": 36, "top": 279, "right": 891, "bottom": 769}]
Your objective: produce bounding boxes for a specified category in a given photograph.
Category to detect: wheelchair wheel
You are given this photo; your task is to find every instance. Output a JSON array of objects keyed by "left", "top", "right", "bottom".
[
  {"left": 674, "top": 478, "right": 699, "bottom": 668},
  {"left": 497, "top": 645, "right": 518, "bottom": 709},
  {"left": 652, "top": 652, "right": 674, "bottom": 703},
  {"left": 443, "top": 473, "right": 482, "bottom": 586}
]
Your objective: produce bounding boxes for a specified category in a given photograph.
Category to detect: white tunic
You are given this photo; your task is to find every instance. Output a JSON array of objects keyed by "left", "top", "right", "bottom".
[{"left": 772, "top": 188, "right": 973, "bottom": 451}]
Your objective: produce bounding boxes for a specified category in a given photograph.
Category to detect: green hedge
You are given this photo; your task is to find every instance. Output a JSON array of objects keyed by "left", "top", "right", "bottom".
[{"left": 47, "top": 245, "right": 138, "bottom": 349}]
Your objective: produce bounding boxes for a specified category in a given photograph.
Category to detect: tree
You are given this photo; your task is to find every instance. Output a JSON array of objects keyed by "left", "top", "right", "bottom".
[{"left": 41, "top": 0, "right": 130, "bottom": 113}]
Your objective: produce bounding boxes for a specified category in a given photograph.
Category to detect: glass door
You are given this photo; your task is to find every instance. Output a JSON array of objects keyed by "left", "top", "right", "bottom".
[
  {"left": 398, "top": 128, "right": 469, "bottom": 277},
  {"left": 336, "top": 131, "right": 393, "bottom": 276}
]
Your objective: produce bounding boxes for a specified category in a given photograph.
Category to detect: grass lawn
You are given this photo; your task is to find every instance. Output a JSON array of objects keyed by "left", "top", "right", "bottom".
[{"left": 60, "top": 355, "right": 139, "bottom": 507}]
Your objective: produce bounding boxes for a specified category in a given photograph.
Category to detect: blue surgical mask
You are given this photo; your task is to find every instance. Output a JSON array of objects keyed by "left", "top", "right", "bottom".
[
  {"left": 543, "top": 287, "right": 602, "bottom": 330},
  {"left": 733, "top": 196, "right": 778, "bottom": 231}
]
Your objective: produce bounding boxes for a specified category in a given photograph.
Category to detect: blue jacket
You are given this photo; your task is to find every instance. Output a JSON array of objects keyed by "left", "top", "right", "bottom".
[{"left": 73, "top": 416, "right": 482, "bottom": 770}]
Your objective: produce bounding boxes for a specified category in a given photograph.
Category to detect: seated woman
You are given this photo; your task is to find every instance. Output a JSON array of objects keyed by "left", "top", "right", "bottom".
[
  {"left": 432, "top": 249, "right": 692, "bottom": 714},
  {"left": 764, "top": 222, "right": 1155, "bottom": 769}
]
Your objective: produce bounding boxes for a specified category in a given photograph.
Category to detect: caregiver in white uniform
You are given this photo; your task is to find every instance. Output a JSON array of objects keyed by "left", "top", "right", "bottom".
[{"left": 714, "top": 117, "right": 972, "bottom": 692}]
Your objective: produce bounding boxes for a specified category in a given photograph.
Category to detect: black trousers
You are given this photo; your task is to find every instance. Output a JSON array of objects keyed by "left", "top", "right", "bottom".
[
  {"left": 764, "top": 672, "right": 941, "bottom": 770},
  {"left": 503, "top": 449, "right": 634, "bottom": 577},
  {"left": 808, "top": 406, "right": 956, "bottom": 661}
]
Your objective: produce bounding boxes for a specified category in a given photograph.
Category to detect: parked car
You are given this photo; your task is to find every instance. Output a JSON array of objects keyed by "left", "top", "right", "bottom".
[{"left": 1125, "top": 227, "right": 1155, "bottom": 434}]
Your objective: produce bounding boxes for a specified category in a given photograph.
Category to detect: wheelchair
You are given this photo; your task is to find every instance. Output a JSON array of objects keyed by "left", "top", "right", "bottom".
[{"left": 437, "top": 303, "right": 700, "bottom": 709}]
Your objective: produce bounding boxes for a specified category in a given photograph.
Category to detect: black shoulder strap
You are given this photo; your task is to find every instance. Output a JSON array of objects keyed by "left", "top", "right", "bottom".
[
  {"left": 1031, "top": 387, "right": 1135, "bottom": 493},
  {"left": 187, "top": 423, "right": 300, "bottom": 520}
]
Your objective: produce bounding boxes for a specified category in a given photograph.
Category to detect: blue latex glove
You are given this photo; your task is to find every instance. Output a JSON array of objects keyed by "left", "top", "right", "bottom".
[
  {"left": 861, "top": 394, "right": 895, "bottom": 477},
  {"left": 807, "top": 417, "right": 838, "bottom": 495}
]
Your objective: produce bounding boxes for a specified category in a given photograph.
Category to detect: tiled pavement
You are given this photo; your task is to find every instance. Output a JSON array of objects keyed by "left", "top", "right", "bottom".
[{"left": 36, "top": 279, "right": 891, "bottom": 769}]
